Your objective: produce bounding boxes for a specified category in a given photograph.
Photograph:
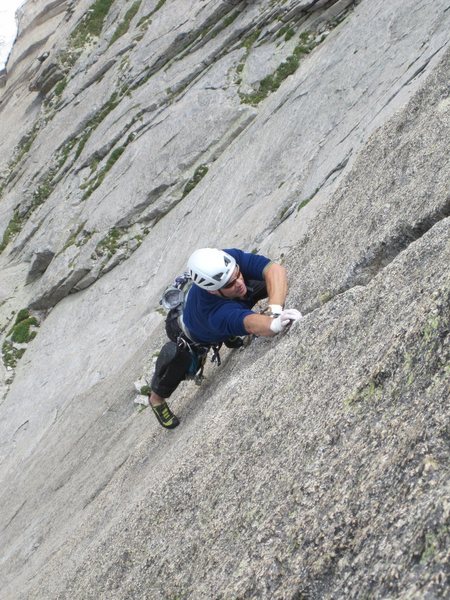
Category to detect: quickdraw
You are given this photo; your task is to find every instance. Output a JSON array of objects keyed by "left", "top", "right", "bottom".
[{"left": 176, "top": 334, "right": 222, "bottom": 384}]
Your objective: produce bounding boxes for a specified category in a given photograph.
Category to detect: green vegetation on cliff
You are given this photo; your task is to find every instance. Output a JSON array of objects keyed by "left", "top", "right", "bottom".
[
  {"left": 182, "top": 165, "right": 209, "bottom": 198},
  {"left": 81, "top": 146, "right": 125, "bottom": 200},
  {"left": 0, "top": 211, "right": 22, "bottom": 253},
  {"left": 110, "top": 1, "right": 142, "bottom": 46},
  {"left": 71, "top": 0, "right": 116, "bottom": 48},
  {"left": 2, "top": 309, "right": 40, "bottom": 369},
  {"left": 240, "top": 32, "right": 315, "bottom": 105}
]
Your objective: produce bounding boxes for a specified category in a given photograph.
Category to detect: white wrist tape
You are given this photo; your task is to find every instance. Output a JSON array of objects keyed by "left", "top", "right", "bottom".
[
  {"left": 268, "top": 304, "right": 283, "bottom": 316},
  {"left": 270, "top": 315, "right": 283, "bottom": 333}
]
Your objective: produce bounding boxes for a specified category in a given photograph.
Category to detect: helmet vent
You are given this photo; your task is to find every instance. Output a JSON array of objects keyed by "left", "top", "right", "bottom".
[{"left": 187, "top": 248, "right": 236, "bottom": 291}]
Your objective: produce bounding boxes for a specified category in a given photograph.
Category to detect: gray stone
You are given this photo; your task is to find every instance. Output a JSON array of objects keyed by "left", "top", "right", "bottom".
[
  {"left": 25, "top": 248, "right": 55, "bottom": 283},
  {"left": 28, "top": 246, "right": 92, "bottom": 309},
  {"left": 29, "top": 61, "right": 64, "bottom": 94}
]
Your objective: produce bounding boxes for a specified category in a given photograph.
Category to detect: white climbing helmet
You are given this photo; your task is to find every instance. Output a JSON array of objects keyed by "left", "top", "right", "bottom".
[{"left": 187, "top": 248, "right": 237, "bottom": 291}]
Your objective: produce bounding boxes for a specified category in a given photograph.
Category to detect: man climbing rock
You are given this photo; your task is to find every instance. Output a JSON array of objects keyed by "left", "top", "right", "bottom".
[{"left": 149, "top": 248, "right": 302, "bottom": 429}]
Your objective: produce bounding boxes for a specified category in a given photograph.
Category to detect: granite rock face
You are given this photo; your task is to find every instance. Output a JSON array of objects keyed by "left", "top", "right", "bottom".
[{"left": 0, "top": 1, "right": 449, "bottom": 598}]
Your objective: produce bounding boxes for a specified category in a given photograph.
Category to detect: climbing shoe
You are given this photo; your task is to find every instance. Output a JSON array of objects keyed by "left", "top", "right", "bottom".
[{"left": 151, "top": 401, "right": 180, "bottom": 429}]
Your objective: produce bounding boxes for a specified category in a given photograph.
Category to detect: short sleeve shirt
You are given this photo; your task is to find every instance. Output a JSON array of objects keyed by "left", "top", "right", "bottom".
[{"left": 182, "top": 248, "right": 270, "bottom": 344}]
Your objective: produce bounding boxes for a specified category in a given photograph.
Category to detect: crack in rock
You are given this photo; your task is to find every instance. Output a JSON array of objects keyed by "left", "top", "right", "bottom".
[{"left": 339, "top": 205, "right": 450, "bottom": 297}]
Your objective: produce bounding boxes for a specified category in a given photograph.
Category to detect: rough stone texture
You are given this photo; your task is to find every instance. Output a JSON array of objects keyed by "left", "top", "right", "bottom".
[
  {"left": 28, "top": 59, "right": 65, "bottom": 93},
  {"left": 287, "top": 46, "right": 450, "bottom": 312},
  {"left": 0, "top": 0, "right": 449, "bottom": 598},
  {"left": 25, "top": 248, "right": 55, "bottom": 283}
]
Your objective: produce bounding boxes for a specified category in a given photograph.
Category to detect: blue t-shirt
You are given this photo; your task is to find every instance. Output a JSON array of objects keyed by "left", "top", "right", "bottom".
[{"left": 183, "top": 248, "right": 270, "bottom": 344}]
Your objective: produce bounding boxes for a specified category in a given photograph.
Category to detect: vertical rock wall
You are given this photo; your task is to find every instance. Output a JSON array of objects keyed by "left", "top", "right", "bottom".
[{"left": 0, "top": 1, "right": 449, "bottom": 597}]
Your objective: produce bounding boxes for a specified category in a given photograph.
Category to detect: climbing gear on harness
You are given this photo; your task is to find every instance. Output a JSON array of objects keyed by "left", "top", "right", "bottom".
[
  {"left": 176, "top": 333, "right": 222, "bottom": 381},
  {"left": 161, "top": 260, "right": 252, "bottom": 386},
  {"left": 224, "top": 336, "right": 244, "bottom": 349},
  {"left": 211, "top": 344, "right": 222, "bottom": 366},
  {"left": 187, "top": 248, "right": 236, "bottom": 291},
  {"left": 162, "top": 273, "right": 195, "bottom": 344},
  {"left": 151, "top": 401, "right": 180, "bottom": 429},
  {"left": 160, "top": 272, "right": 192, "bottom": 311},
  {"left": 176, "top": 335, "right": 207, "bottom": 383},
  {"left": 161, "top": 270, "right": 225, "bottom": 380}
]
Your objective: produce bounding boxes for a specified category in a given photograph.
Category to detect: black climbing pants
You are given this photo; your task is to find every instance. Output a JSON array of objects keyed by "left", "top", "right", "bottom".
[
  {"left": 150, "top": 279, "right": 268, "bottom": 398},
  {"left": 150, "top": 340, "right": 193, "bottom": 398}
]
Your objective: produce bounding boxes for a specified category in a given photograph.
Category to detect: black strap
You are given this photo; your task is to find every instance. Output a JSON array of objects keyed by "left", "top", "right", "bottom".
[{"left": 211, "top": 344, "right": 222, "bottom": 366}]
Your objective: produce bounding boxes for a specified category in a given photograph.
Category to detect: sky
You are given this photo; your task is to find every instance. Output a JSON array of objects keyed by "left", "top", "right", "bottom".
[{"left": 0, "top": 0, "right": 26, "bottom": 68}]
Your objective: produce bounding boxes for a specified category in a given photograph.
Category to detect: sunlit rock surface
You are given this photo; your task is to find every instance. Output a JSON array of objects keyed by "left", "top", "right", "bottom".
[{"left": 0, "top": 1, "right": 449, "bottom": 598}]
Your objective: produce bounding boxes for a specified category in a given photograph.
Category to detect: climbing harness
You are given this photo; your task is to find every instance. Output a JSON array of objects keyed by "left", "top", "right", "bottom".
[{"left": 161, "top": 273, "right": 223, "bottom": 384}]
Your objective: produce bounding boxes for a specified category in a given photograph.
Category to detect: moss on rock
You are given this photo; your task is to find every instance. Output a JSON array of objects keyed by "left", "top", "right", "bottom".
[
  {"left": 110, "top": 1, "right": 142, "bottom": 46},
  {"left": 182, "top": 164, "right": 209, "bottom": 198}
]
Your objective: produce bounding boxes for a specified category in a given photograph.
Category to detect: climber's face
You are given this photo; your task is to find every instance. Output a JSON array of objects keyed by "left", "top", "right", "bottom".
[{"left": 212, "top": 265, "right": 247, "bottom": 298}]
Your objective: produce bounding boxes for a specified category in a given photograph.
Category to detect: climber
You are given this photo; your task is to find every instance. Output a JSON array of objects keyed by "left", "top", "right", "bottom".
[{"left": 149, "top": 247, "right": 302, "bottom": 429}]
